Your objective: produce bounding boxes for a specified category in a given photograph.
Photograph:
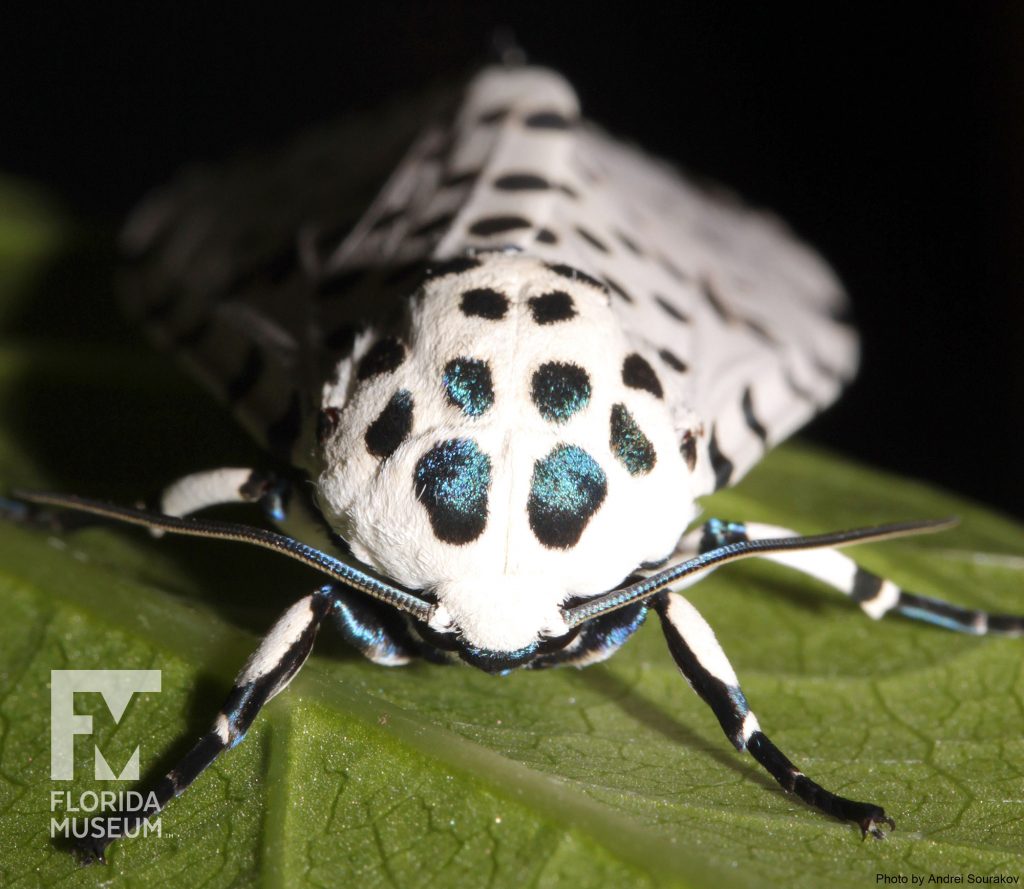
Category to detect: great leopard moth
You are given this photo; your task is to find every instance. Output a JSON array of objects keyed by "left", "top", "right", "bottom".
[{"left": 13, "top": 63, "right": 1023, "bottom": 861}]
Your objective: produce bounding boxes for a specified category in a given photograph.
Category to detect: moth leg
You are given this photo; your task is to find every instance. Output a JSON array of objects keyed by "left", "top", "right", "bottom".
[
  {"left": 0, "top": 469, "right": 289, "bottom": 533},
  {"left": 653, "top": 591, "right": 893, "bottom": 838},
  {"left": 160, "top": 467, "right": 290, "bottom": 524},
  {"left": 531, "top": 599, "right": 650, "bottom": 669},
  {"left": 78, "top": 581, "right": 396, "bottom": 863},
  {"left": 331, "top": 588, "right": 419, "bottom": 666},
  {"left": 678, "top": 518, "right": 1024, "bottom": 636}
]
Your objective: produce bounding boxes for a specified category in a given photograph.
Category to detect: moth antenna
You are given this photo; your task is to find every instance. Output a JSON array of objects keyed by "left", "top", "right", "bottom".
[
  {"left": 11, "top": 490, "right": 434, "bottom": 621},
  {"left": 563, "top": 518, "right": 958, "bottom": 627}
]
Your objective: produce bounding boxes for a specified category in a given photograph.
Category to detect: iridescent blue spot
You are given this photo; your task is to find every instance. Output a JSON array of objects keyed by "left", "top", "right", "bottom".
[
  {"left": 415, "top": 438, "right": 492, "bottom": 544},
  {"left": 528, "top": 444, "right": 607, "bottom": 549},
  {"left": 896, "top": 605, "right": 979, "bottom": 634},
  {"left": 609, "top": 403, "right": 656, "bottom": 475},
  {"left": 443, "top": 358, "right": 494, "bottom": 417},
  {"left": 727, "top": 685, "right": 750, "bottom": 717},
  {"left": 530, "top": 362, "right": 591, "bottom": 423}
]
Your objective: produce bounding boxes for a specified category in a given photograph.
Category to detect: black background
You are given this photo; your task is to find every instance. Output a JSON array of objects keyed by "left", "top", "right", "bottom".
[{"left": 3, "top": 3, "right": 1022, "bottom": 519}]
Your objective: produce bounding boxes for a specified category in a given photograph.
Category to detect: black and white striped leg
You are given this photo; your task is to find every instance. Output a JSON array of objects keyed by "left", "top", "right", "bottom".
[
  {"left": 681, "top": 518, "right": 1024, "bottom": 636},
  {"left": 653, "top": 591, "right": 894, "bottom": 838},
  {"left": 160, "top": 468, "right": 291, "bottom": 524},
  {"left": 77, "top": 581, "right": 414, "bottom": 863},
  {"left": 331, "top": 590, "right": 419, "bottom": 666}
]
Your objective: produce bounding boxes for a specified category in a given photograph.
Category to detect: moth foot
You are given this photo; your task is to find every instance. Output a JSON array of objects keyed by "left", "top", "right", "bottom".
[
  {"left": 239, "top": 472, "right": 290, "bottom": 522},
  {"left": 858, "top": 808, "right": 895, "bottom": 840},
  {"left": 72, "top": 836, "right": 109, "bottom": 866}
]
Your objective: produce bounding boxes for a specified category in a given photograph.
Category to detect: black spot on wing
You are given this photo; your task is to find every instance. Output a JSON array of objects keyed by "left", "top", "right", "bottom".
[
  {"left": 622, "top": 354, "right": 663, "bottom": 399},
  {"left": 528, "top": 291, "right": 577, "bottom": 324},
  {"left": 425, "top": 256, "right": 481, "bottom": 280},
  {"left": 468, "top": 216, "right": 532, "bottom": 237},
  {"left": 523, "top": 110, "right": 573, "bottom": 129},
  {"left": 357, "top": 338, "right": 406, "bottom": 381},
  {"left": 741, "top": 387, "right": 769, "bottom": 445},
  {"left": 602, "top": 275, "right": 633, "bottom": 303},
  {"left": 659, "top": 349, "right": 688, "bottom": 373},
  {"left": 659, "top": 256, "right": 691, "bottom": 283},
  {"left": 742, "top": 317, "right": 780, "bottom": 347},
  {"left": 460, "top": 288, "right": 509, "bottom": 320},
  {"left": 443, "top": 358, "right": 494, "bottom": 417},
  {"left": 708, "top": 426, "right": 735, "bottom": 490},
  {"left": 365, "top": 389, "right": 414, "bottom": 460},
  {"left": 415, "top": 439, "right": 491, "bottom": 544},
  {"left": 655, "top": 295, "right": 689, "bottom": 323},
  {"left": 226, "top": 346, "right": 265, "bottom": 403},
  {"left": 493, "top": 173, "right": 550, "bottom": 191},
  {"left": 610, "top": 404, "right": 656, "bottom": 476},
  {"left": 575, "top": 227, "right": 609, "bottom": 253},
  {"left": 531, "top": 362, "right": 591, "bottom": 423},
  {"left": 411, "top": 212, "right": 456, "bottom": 239},
  {"left": 441, "top": 169, "right": 481, "bottom": 189},
  {"left": 615, "top": 230, "right": 644, "bottom": 256},
  {"left": 535, "top": 228, "right": 559, "bottom": 245},
  {"left": 701, "top": 277, "right": 732, "bottom": 323},
  {"left": 545, "top": 263, "right": 609, "bottom": 294},
  {"left": 528, "top": 445, "right": 607, "bottom": 549},
  {"left": 478, "top": 107, "right": 510, "bottom": 125}
]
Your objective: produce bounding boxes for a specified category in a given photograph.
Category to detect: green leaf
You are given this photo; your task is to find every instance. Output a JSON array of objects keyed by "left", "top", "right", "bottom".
[{"left": 1, "top": 178, "right": 1022, "bottom": 888}]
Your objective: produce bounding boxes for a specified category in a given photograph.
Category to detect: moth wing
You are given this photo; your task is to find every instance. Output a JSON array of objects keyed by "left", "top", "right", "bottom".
[
  {"left": 119, "top": 85, "right": 459, "bottom": 465},
  {"left": 529, "top": 121, "right": 859, "bottom": 496}
]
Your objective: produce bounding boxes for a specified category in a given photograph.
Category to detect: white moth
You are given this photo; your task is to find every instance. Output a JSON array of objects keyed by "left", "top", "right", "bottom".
[{"left": 16, "top": 64, "right": 1018, "bottom": 861}]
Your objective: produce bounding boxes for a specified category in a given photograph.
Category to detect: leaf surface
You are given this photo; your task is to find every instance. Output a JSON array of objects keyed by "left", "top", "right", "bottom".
[{"left": 0, "top": 180, "right": 1022, "bottom": 888}]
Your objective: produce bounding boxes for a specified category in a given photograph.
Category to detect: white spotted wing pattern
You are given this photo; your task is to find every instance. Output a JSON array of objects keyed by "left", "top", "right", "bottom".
[{"left": 121, "top": 65, "right": 857, "bottom": 652}]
